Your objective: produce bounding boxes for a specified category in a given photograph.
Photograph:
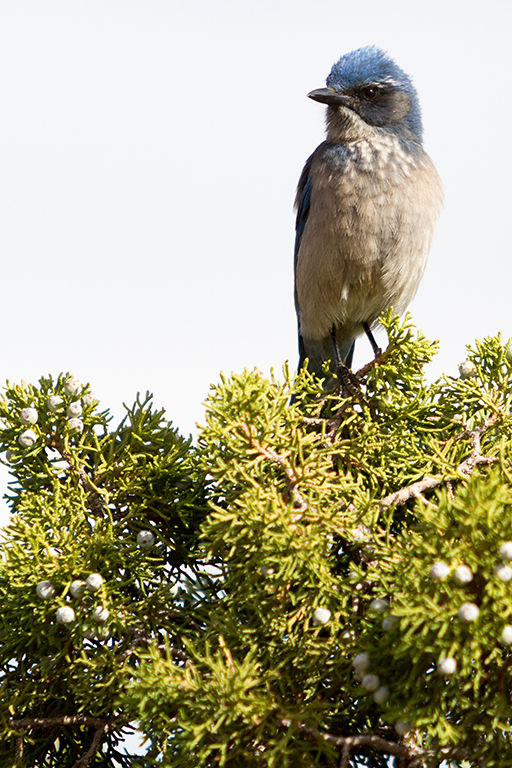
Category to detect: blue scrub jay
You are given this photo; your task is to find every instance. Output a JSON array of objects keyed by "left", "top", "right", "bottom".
[{"left": 294, "top": 46, "right": 443, "bottom": 379}]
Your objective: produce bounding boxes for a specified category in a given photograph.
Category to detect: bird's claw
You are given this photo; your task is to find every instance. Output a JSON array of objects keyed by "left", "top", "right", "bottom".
[{"left": 335, "top": 362, "right": 361, "bottom": 399}]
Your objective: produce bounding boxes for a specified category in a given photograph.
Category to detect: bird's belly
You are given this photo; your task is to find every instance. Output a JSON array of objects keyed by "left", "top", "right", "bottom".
[{"left": 295, "top": 160, "right": 440, "bottom": 341}]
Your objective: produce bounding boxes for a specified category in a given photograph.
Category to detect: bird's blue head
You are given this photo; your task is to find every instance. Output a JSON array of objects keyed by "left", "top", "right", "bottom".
[{"left": 310, "top": 46, "right": 423, "bottom": 144}]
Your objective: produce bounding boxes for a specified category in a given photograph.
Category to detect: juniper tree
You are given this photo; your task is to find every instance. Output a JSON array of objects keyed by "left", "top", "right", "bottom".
[{"left": 1, "top": 313, "right": 512, "bottom": 767}]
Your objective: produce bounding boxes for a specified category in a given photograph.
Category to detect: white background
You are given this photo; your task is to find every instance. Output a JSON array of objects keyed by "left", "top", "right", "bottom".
[{"left": 1, "top": 1, "right": 510, "bottom": 492}]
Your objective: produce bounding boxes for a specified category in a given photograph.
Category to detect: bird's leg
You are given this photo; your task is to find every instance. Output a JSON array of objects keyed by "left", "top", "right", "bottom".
[
  {"left": 330, "top": 326, "right": 360, "bottom": 398},
  {"left": 363, "top": 322, "right": 382, "bottom": 358}
]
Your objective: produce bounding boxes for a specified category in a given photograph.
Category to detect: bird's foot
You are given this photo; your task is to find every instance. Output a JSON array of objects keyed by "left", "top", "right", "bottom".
[{"left": 336, "top": 362, "right": 361, "bottom": 399}]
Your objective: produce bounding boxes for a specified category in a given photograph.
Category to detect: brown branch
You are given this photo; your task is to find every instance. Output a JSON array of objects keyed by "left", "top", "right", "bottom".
[
  {"left": 301, "top": 416, "right": 325, "bottom": 427},
  {"left": 354, "top": 349, "right": 389, "bottom": 380},
  {"left": 49, "top": 432, "right": 107, "bottom": 515},
  {"left": 11, "top": 715, "right": 111, "bottom": 731},
  {"left": 15, "top": 734, "right": 23, "bottom": 760},
  {"left": 380, "top": 415, "right": 498, "bottom": 509},
  {"left": 72, "top": 727, "right": 105, "bottom": 768},
  {"left": 11, "top": 715, "right": 118, "bottom": 768},
  {"left": 457, "top": 414, "right": 498, "bottom": 474},
  {"left": 249, "top": 438, "right": 308, "bottom": 512},
  {"left": 283, "top": 719, "right": 489, "bottom": 767},
  {"left": 379, "top": 475, "right": 445, "bottom": 508},
  {"left": 339, "top": 741, "right": 350, "bottom": 768},
  {"left": 326, "top": 401, "right": 356, "bottom": 440},
  {"left": 287, "top": 721, "right": 431, "bottom": 766},
  {"left": 154, "top": 643, "right": 190, "bottom": 662},
  {"left": 300, "top": 352, "right": 388, "bottom": 438},
  {"left": 120, "top": 626, "right": 189, "bottom": 663}
]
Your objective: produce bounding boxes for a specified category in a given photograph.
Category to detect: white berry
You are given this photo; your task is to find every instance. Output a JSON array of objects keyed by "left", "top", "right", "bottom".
[
  {"left": 362, "top": 674, "right": 380, "bottom": 692},
  {"left": 382, "top": 616, "right": 398, "bottom": 631},
  {"left": 64, "top": 377, "right": 82, "bottom": 396},
  {"left": 312, "top": 607, "right": 331, "bottom": 626},
  {"left": 458, "top": 602, "right": 479, "bottom": 622},
  {"left": 36, "top": 581, "right": 56, "bottom": 600},
  {"left": 137, "top": 530, "right": 155, "bottom": 549},
  {"left": 67, "top": 418, "right": 84, "bottom": 433},
  {"left": 82, "top": 392, "right": 95, "bottom": 407},
  {"left": 20, "top": 407, "right": 38, "bottom": 425},
  {"left": 369, "top": 598, "right": 388, "bottom": 613},
  {"left": 395, "top": 720, "right": 412, "bottom": 736},
  {"left": 453, "top": 565, "right": 473, "bottom": 585},
  {"left": 260, "top": 565, "right": 275, "bottom": 576},
  {"left": 96, "top": 625, "right": 111, "bottom": 640},
  {"left": 47, "top": 395, "right": 63, "bottom": 412},
  {"left": 67, "top": 401, "right": 83, "bottom": 418},
  {"left": 168, "top": 582, "right": 180, "bottom": 599},
  {"left": 458, "top": 360, "right": 477, "bottom": 379},
  {"left": 494, "top": 565, "right": 512, "bottom": 582},
  {"left": 373, "top": 686, "right": 389, "bottom": 704},
  {"left": 86, "top": 573, "right": 104, "bottom": 592},
  {"left": 47, "top": 547, "right": 60, "bottom": 558},
  {"left": 56, "top": 606, "right": 75, "bottom": 624},
  {"left": 438, "top": 656, "right": 457, "bottom": 675},
  {"left": 92, "top": 606, "right": 110, "bottom": 623},
  {"left": 501, "top": 625, "right": 512, "bottom": 645},
  {"left": 18, "top": 429, "right": 37, "bottom": 448},
  {"left": 352, "top": 653, "right": 370, "bottom": 672},
  {"left": 430, "top": 561, "right": 450, "bottom": 580},
  {"left": 499, "top": 542, "right": 512, "bottom": 561},
  {"left": 70, "top": 580, "right": 87, "bottom": 598}
]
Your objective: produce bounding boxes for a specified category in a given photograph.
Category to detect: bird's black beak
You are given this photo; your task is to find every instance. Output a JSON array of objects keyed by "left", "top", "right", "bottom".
[{"left": 307, "top": 87, "right": 349, "bottom": 107}]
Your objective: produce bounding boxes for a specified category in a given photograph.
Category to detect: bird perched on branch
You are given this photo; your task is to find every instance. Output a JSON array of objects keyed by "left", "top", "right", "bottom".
[{"left": 294, "top": 46, "right": 443, "bottom": 381}]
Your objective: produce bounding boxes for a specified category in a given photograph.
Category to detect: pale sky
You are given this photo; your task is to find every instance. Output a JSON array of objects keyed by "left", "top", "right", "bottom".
[{"left": 1, "top": 0, "right": 511, "bottom": 527}]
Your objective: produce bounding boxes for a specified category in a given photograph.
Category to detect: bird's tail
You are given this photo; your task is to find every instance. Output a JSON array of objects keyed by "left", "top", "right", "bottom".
[{"left": 298, "top": 334, "right": 355, "bottom": 378}]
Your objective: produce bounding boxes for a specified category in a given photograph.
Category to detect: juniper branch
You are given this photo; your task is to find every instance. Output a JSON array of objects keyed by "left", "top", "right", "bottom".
[
  {"left": 249, "top": 436, "right": 308, "bottom": 511},
  {"left": 380, "top": 415, "right": 498, "bottom": 509},
  {"left": 285, "top": 721, "right": 432, "bottom": 765}
]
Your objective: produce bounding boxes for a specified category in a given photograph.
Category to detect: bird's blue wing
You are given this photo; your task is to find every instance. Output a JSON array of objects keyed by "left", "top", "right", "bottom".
[
  {"left": 294, "top": 154, "right": 314, "bottom": 273},
  {"left": 294, "top": 154, "right": 314, "bottom": 368}
]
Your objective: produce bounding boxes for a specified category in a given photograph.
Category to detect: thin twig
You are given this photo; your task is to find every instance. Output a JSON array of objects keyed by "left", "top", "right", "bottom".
[
  {"left": 15, "top": 734, "right": 23, "bottom": 760},
  {"left": 285, "top": 719, "right": 483, "bottom": 767},
  {"left": 49, "top": 432, "right": 108, "bottom": 514},
  {"left": 11, "top": 715, "right": 117, "bottom": 768},
  {"left": 354, "top": 349, "right": 389, "bottom": 380},
  {"left": 301, "top": 416, "right": 325, "bottom": 427},
  {"left": 249, "top": 438, "right": 308, "bottom": 511},
  {"left": 379, "top": 475, "right": 446, "bottom": 508},
  {"left": 339, "top": 741, "right": 350, "bottom": 767},
  {"left": 291, "top": 721, "right": 429, "bottom": 762},
  {"left": 121, "top": 629, "right": 189, "bottom": 662},
  {"left": 11, "top": 715, "right": 110, "bottom": 731},
  {"left": 380, "top": 415, "right": 498, "bottom": 509},
  {"left": 303, "top": 351, "right": 387, "bottom": 438},
  {"left": 72, "top": 727, "right": 105, "bottom": 768},
  {"left": 326, "top": 401, "right": 355, "bottom": 440}
]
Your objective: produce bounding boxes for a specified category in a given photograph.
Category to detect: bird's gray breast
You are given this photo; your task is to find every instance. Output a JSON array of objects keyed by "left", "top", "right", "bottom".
[{"left": 295, "top": 135, "right": 442, "bottom": 342}]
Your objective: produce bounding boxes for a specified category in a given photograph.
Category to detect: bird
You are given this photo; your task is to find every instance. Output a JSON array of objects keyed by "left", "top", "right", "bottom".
[{"left": 294, "top": 46, "right": 443, "bottom": 382}]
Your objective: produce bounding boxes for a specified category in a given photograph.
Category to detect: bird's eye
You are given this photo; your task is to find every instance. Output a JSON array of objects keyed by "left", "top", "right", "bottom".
[{"left": 362, "top": 87, "right": 378, "bottom": 100}]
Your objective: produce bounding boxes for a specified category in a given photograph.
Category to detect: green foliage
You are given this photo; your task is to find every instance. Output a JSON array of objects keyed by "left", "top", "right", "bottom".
[
  {"left": 2, "top": 317, "right": 512, "bottom": 766},
  {"left": 363, "top": 467, "right": 512, "bottom": 763},
  {"left": 0, "top": 377, "right": 208, "bottom": 766}
]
